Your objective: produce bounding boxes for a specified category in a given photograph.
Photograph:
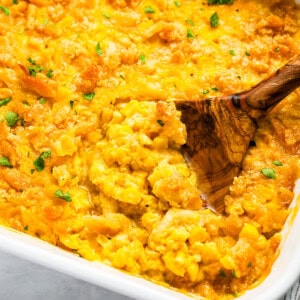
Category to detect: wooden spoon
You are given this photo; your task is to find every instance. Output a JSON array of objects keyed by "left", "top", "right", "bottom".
[{"left": 175, "top": 55, "right": 300, "bottom": 213}]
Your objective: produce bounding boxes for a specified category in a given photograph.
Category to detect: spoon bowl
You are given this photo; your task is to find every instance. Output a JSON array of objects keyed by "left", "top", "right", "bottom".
[{"left": 176, "top": 55, "right": 300, "bottom": 213}]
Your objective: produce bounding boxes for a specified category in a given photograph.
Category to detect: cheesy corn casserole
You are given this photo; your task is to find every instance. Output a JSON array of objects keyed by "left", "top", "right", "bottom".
[{"left": 0, "top": 0, "right": 299, "bottom": 298}]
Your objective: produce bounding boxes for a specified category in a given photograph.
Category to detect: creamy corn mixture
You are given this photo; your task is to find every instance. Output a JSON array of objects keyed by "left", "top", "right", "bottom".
[{"left": 0, "top": 0, "right": 299, "bottom": 299}]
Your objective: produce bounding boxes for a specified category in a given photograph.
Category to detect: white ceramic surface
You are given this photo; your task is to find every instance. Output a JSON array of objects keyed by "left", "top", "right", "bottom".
[{"left": 0, "top": 180, "right": 299, "bottom": 300}]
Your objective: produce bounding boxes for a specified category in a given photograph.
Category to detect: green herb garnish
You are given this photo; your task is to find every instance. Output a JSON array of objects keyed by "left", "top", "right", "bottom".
[
  {"left": 174, "top": 1, "right": 181, "bottom": 7},
  {"left": 28, "top": 66, "right": 37, "bottom": 77},
  {"left": 0, "top": 5, "right": 10, "bottom": 16},
  {"left": 96, "top": 42, "right": 102, "bottom": 56},
  {"left": 54, "top": 190, "right": 72, "bottom": 202},
  {"left": 261, "top": 168, "right": 276, "bottom": 179},
  {"left": 203, "top": 89, "right": 209, "bottom": 95},
  {"left": 39, "top": 98, "right": 47, "bottom": 104},
  {"left": 33, "top": 150, "right": 51, "bottom": 172},
  {"left": 219, "top": 269, "right": 226, "bottom": 277},
  {"left": 28, "top": 65, "right": 44, "bottom": 77},
  {"left": 245, "top": 51, "right": 251, "bottom": 56},
  {"left": 138, "top": 54, "right": 146, "bottom": 63},
  {"left": 144, "top": 6, "right": 155, "bottom": 14},
  {"left": 43, "top": 18, "right": 49, "bottom": 26},
  {"left": 28, "top": 57, "right": 36, "bottom": 65},
  {"left": 102, "top": 12, "right": 110, "bottom": 19},
  {"left": 0, "top": 97, "right": 11, "bottom": 106},
  {"left": 70, "top": 100, "right": 74, "bottom": 109},
  {"left": 24, "top": 225, "right": 28, "bottom": 230},
  {"left": 46, "top": 69, "right": 54, "bottom": 78},
  {"left": 5, "top": 111, "right": 18, "bottom": 127},
  {"left": 83, "top": 92, "right": 95, "bottom": 100},
  {"left": 27, "top": 57, "right": 51, "bottom": 77},
  {"left": 157, "top": 119, "right": 165, "bottom": 127},
  {"left": 210, "top": 12, "right": 219, "bottom": 27},
  {"left": 273, "top": 160, "right": 283, "bottom": 166},
  {"left": 0, "top": 157, "right": 12, "bottom": 168},
  {"left": 187, "top": 28, "right": 194, "bottom": 39},
  {"left": 185, "top": 19, "right": 194, "bottom": 26},
  {"left": 230, "top": 49, "right": 235, "bottom": 56}
]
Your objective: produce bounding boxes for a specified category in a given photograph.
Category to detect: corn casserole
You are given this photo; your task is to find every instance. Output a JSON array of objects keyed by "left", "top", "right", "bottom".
[{"left": 0, "top": 0, "right": 299, "bottom": 299}]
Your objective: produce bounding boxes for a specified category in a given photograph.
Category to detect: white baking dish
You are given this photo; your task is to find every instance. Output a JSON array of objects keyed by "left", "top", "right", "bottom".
[
  {"left": 1, "top": 0, "right": 300, "bottom": 295},
  {"left": 0, "top": 179, "right": 298, "bottom": 300}
]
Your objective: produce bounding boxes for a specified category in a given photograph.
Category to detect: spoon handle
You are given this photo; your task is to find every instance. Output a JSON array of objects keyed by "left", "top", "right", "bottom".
[{"left": 236, "top": 55, "right": 300, "bottom": 118}]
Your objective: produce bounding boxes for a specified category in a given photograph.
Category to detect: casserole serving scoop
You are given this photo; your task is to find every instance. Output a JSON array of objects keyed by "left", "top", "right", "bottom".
[{"left": 175, "top": 55, "right": 300, "bottom": 213}]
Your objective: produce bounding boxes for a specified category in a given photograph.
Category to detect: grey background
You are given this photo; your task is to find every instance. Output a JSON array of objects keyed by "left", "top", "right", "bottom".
[{"left": 0, "top": 250, "right": 296, "bottom": 300}]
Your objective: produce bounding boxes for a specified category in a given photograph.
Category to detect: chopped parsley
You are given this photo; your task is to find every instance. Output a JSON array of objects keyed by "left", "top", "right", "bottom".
[
  {"left": 83, "top": 92, "right": 95, "bottom": 100},
  {"left": 247, "top": 262, "right": 252, "bottom": 268},
  {"left": 54, "top": 190, "right": 72, "bottom": 202},
  {"left": 144, "top": 6, "right": 155, "bottom": 14},
  {"left": 211, "top": 87, "right": 219, "bottom": 91},
  {"left": 46, "top": 69, "right": 54, "bottom": 78},
  {"left": 185, "top": 19, "right": 194, "bottom": 26},
  {"left": 33, "top": 150, "right": 51, "bottom": 172},
  {"left": 245, "top": 51, "right": 251, "bottom": 56},
  {"left": 208, "top": 0, "right": 234, "bottom": 4},
  {"left": 27, "top": 57, "right": 54, "bottom": 78},
  {"left": 28, "top": 57, "right": 36, "bottom": 65},
  {"left": 24, "top": 225, "right": 29, "bottom": 230},
  {"left": 28, "top": 66, "right": 37, "bottom": 77},
  {"left": 0, "top": 5, "right": 10, "bottom": 16},
  {"left": 229, "top": 49, "right": 235, "bottom": 56},
  {"left": 210, "top": 12, "right": 219, "bottom": 27},
  {"left": 273, "top": 160, "right": 283, "bottom": 166},
  {"left": 138, "top": 54, "right": 146, "bottom": 63},
  {"left": 232, "top": 270, "right": 237, "bottom": 278},
  {"left": 12, "top": 0, "right": 19, "bottom": 4},
  {"left": 119, "top": 74, "right": 125, "bottom": 80},
  {"left": 174, "top": 1, "right": 181, "bottom": 7},
  {"left": 38, "top": 97, "right": 47, "bottom": 104},
  {"left": 203, "top": 89, "right": 209, "bottom": 95},
  {"left": 28, "top": 64, "right": 44, "bottom": 77},
  {"left": 102, "top": 12, "right": 110, "bottom": 19},
  {"left": 261, "top": 168, "right": 276, "bottom": 179},
  {"left": 0, "top": 97, "right": 11, "bottom": 106},
  {"left": 219, "top": 269, "right": 226, "bottom": 277},
  {"left": 275, "top": 47, "right": 280, "bottom": 52},
  {"left": 0, "top": 157, "right": 12, "bottom": 168},
  {"left": 157, "top": 119, "right": 165, "bottom": 127},
  {"left": 42, "top": 18, "right": 49, "bottom": 26},
  {"left": 5, "top": 111, "right": 18, "bottom": 127},
  {"left": 96, "top": 42, "right": 102, "bottom": 56},
  {"left": 34, "top": 157, "right": 45, "bottom": 172},
  {"left": 187, "top": 28, "right": 194, "bottom": 39},
  {"left": 70, "top": 100, "right": 74, "bottom": 109}
]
